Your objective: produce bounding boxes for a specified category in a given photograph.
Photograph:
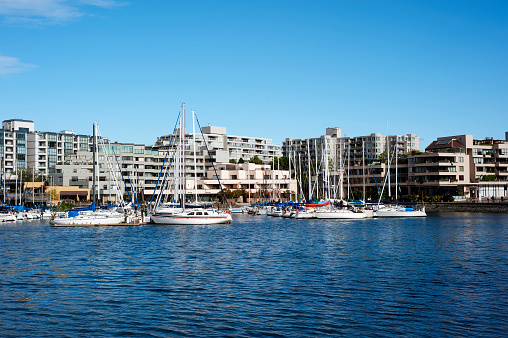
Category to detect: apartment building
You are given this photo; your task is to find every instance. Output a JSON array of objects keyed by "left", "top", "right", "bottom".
[
  {"left": 282, "top": 128, "right": 420, "bottom": 164},
  {"left": 1, "top": 119, "right": 34, "bottom": 174},
  {"left": 196, "top": 162, "right": 295, "bottom": 202},
  {"left": 338, "top": 134, "right": 508, "bottom": 201},
  {"left": 1, "top": 119, "right": 92, "bottom": 177},
  {"left": 282, "top": 128, "right": 341, "bottom": 164},
  {"left": 344, "top": 133, "right": 419, "bottom": 162},
  {"left": 156, "top": 126, "right": 281, "bottom": 162},
  {"left": 52, "top": 144, "right": 163, "bottom": 204},
  {"left": 50, "top": 125, "right": 285, "bottom": 204}
]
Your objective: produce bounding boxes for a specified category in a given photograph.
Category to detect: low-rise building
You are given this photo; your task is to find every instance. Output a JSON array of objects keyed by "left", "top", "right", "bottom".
[{"left": 338, "top": 134, "right": 508, "bottom": 201}]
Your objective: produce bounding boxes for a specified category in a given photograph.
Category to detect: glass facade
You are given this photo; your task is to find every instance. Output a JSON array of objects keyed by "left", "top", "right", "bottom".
[{"left": 122, "top": 146, "right": 133, "bottom": 153}]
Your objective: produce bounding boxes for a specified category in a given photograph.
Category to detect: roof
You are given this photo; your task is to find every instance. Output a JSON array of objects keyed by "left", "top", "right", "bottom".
[
  {"left": 425, "top": 139, "right": 465, "bottom": 151},
  {"left": 2, "top": 119, "right": 34, "bottom": 123},
  {"left": 24, "top": 182, "right": 45, "bottom": 188},
  {"left": 59, "top": 191, "right": 89, "bottom": 196}
]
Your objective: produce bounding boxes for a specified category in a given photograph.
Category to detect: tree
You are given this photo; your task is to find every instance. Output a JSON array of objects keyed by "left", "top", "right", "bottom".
[
  {"left": 238, "top": 158, "right": 245, "bottom": 164},
  {"left": 229, "top": 159, "right": 237, "bottom": 164},
  {"left": 249, "top": 156, "right": 263, "bottom": 165},
  {"left": 17, "top": 168, "right": 44, "bottom": 183},
  {"left": 271, "top": 157, "right": 289, "bottom": 170}
]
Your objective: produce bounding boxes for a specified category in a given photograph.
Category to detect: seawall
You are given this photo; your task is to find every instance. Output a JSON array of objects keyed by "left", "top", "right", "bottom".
[{"left": 426, "top": 202, "right": 508, "bottom": 213}]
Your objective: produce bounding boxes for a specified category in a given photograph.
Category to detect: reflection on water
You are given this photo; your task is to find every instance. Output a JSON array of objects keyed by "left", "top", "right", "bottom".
[{"left": 0, "top": 212, "right": 506, "bottom": 337}]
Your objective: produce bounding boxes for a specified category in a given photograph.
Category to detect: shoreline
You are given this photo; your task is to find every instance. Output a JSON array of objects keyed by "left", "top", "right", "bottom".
[{"left": 426, "top": 202, "right": 508, "bottom": 213}]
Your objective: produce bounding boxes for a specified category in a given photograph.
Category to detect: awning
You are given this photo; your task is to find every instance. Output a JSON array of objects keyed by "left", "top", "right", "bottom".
[{"left": 59, "top": 191, "right": 89, "bottom": 197}]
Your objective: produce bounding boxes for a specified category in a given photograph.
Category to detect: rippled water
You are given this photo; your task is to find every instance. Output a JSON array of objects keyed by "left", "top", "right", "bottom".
[{"left": 0, "top": 213, "right": 507, "bottom": 337}]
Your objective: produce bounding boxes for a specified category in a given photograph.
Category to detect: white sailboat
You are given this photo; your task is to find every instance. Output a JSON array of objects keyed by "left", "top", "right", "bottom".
[
  {"left": 151, "top": 103, "right": 232, "bottom": 225},
  {"left": 51, "top": 122, "right": 127, "bottom": 226},
  {"left": 314, "top": 206, "right": 367, "bottom": 219},
  {"left": 376, "top": 121, "right": 426, "bottom": 218}
]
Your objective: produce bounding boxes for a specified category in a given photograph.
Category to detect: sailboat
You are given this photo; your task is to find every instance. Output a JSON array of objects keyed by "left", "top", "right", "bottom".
[
  {"left": 151, "top": 103, "right": 232, "bottom": 225},
  {"left": 376, "top": 122, "right": 426, "bottom": 218},
  {"left": 50, "top": 122, "right": 127, "bottom": 226},
  {"left": 313, "top": 138, "right": 368, "bottom": 219}
]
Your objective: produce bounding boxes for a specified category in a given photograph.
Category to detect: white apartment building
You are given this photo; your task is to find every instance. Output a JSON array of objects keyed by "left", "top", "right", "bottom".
[
  {"left": 155, "top": 125, "right": 282, "bottom": 176},
  {"left": 27, "top": 130, "right": 90, "bottom": 176},
  {"left": 283, "top": 127, "right": 419, "bottom": 162},
  {"left": 201, "top": 162, "right": 294, "bottom": 202},
  {"left": 282, "top": 128, "right": 342, "bottom": 174},
  {"left": 1, "top": 119, "right": 92, "bottom": 177},
  {"left": 52, "top": 144, "right": 163, "bottom": 204},
  {"left": 1, "top": 119, "right": 34, "bottom": 174},
  {"left": 344, "top": 133, "right": 420, "bottom": 161}
]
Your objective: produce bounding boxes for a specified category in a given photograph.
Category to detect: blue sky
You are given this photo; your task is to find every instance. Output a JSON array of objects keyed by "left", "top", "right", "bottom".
[{"left": 1, "top": 0, "right": 507, "bottom": 148}]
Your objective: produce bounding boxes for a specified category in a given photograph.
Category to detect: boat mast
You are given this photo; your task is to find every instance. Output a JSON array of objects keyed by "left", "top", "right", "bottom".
[
  {"left": 362, "top": 140, "right": 365, "bottom": 203},
  {"left": 324, "top": 139, "right": 329, "bottom": 200},
  {"left": 92, "top": 121, "right": 97, "bottom": 205},
  {"left": 307, "top": 141, "right": 311, "bottom": 201},
  {"left": 182, "top": 102, "right": 186, "bottom": 209},
  {"left": 347, "top": 141, "right": 350, "bottom": 201},
  {"left": 314, "top": 139, "right": 318, "bottom": 199},
  {"left": 277, "top": 156, "right": 280, "bottom": 200},
  {"left": 174, "top": 113, "right": 180, "bottom": 205},
  {"left": 387, "top": 119, "right": 391, "bottom": 201},
  {"left": 288, "top": 150, "right": 292, "bottom": 202},
  {"left": 339, "top": 139, "right": 343, "bottom": 200},
  {"left": 395, "top": 139, "right": 398, "bottom": 202},
  {"left": 192, "top": 109, "right": 198, "bottom": 203}
]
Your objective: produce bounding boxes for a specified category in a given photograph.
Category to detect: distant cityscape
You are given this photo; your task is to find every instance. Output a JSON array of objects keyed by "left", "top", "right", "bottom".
[{"left": 1, "top": 118, "right": 507, "bottom": 205}]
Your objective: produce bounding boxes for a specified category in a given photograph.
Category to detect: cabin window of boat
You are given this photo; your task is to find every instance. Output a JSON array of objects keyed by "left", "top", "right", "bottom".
[
  {"left": 196, "top": 212, "right": 202, "bottom": 215},
  {"left": 204, "top": 212, "right": 209, "bottom": 215},
  {"left": 188, "top": 212, "right": 195, "bottom": 215}
]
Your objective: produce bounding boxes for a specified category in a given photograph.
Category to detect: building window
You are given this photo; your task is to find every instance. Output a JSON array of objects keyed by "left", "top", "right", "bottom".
[
  {"left": 458, "top": 157, "right": 464, "bottom": 162},
  {"left": 459, "top": 166, "right": 464, "bottom": 172},
  {"left": 459, "top": 175, "right": 464, "bottom": 181}
]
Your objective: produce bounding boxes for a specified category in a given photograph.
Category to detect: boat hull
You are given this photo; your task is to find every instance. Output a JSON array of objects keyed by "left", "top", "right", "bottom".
[
  {"left": 50, "top": 216, "right": 125, "bottom": 226},
  {"left": 314, "top": 211, "right": 367, "bottom": 219},
  {"left": 151, "top": 213, "right": 232, "bottom": 225},
  {"left": 376, "top": 210, "right": 427, "bottom": 217}
]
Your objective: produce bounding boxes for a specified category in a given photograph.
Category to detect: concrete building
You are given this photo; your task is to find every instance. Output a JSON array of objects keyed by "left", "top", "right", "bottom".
[
  {"left": 196, "top": 162, "right": 295, "bottom": 202},
  {"left": 1, "top": 119, "right": 92, "bottom": 177},
  {"left": 344, "top": 133, "right": 419, "bottom": 161},
  {"left": 283, "top": 128, "right": 420, "bottom": 162},
  {"left": 337, "top": 134, "right": 508, "bottom": 201},
  {"left": 282, "top": 127, "right": 341, "bottom": 164},
  {"left": 27, "top": 130, "right": 90, "bottom": 176},
  {"left": 52, "top": 143, "right": 163, "bottom": 204},
  {"left": 1, "top": 119, "right": 34, "bottom": 174},
  {"left": 156, "top": 125, "right": 282, "bottom": 164},
  {"left": 50, "top": 124, "right": 285, "bottom": 204}
]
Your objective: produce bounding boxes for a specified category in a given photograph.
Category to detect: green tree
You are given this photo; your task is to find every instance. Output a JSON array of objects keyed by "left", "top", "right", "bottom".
[
  {"left": 249, "top": 156, "right": 263, "bottom": 165},
  {"left": 16, "top": 168, "right": 44, "bottom": 183},
  {"left": 271, "top": 157, "right": 289, "bottom": 170},
  {"left": 238, "top": 158, "right": 245, "bottom": 164}
]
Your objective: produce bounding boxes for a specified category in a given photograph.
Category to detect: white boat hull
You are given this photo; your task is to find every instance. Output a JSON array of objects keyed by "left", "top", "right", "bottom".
[
  {"left": 151, "top": 213, "right": 232, "bottom": 225},
  {"left": 376, "top": 210, "right": 427, "bottom": 217},
  {"left": 294, "top": 211, "right": 315, "bottom": 219},
  {"left": 314, "top": 210, "right": 367, "bottom": 219},
  {"left": 50, "top": 215, "right": 125, "bottom": 226}
]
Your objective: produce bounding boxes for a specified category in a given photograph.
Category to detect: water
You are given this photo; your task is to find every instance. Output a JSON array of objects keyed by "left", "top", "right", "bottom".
[{"left": 0, "top": 213, "right": 507, "bottom": 337}]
